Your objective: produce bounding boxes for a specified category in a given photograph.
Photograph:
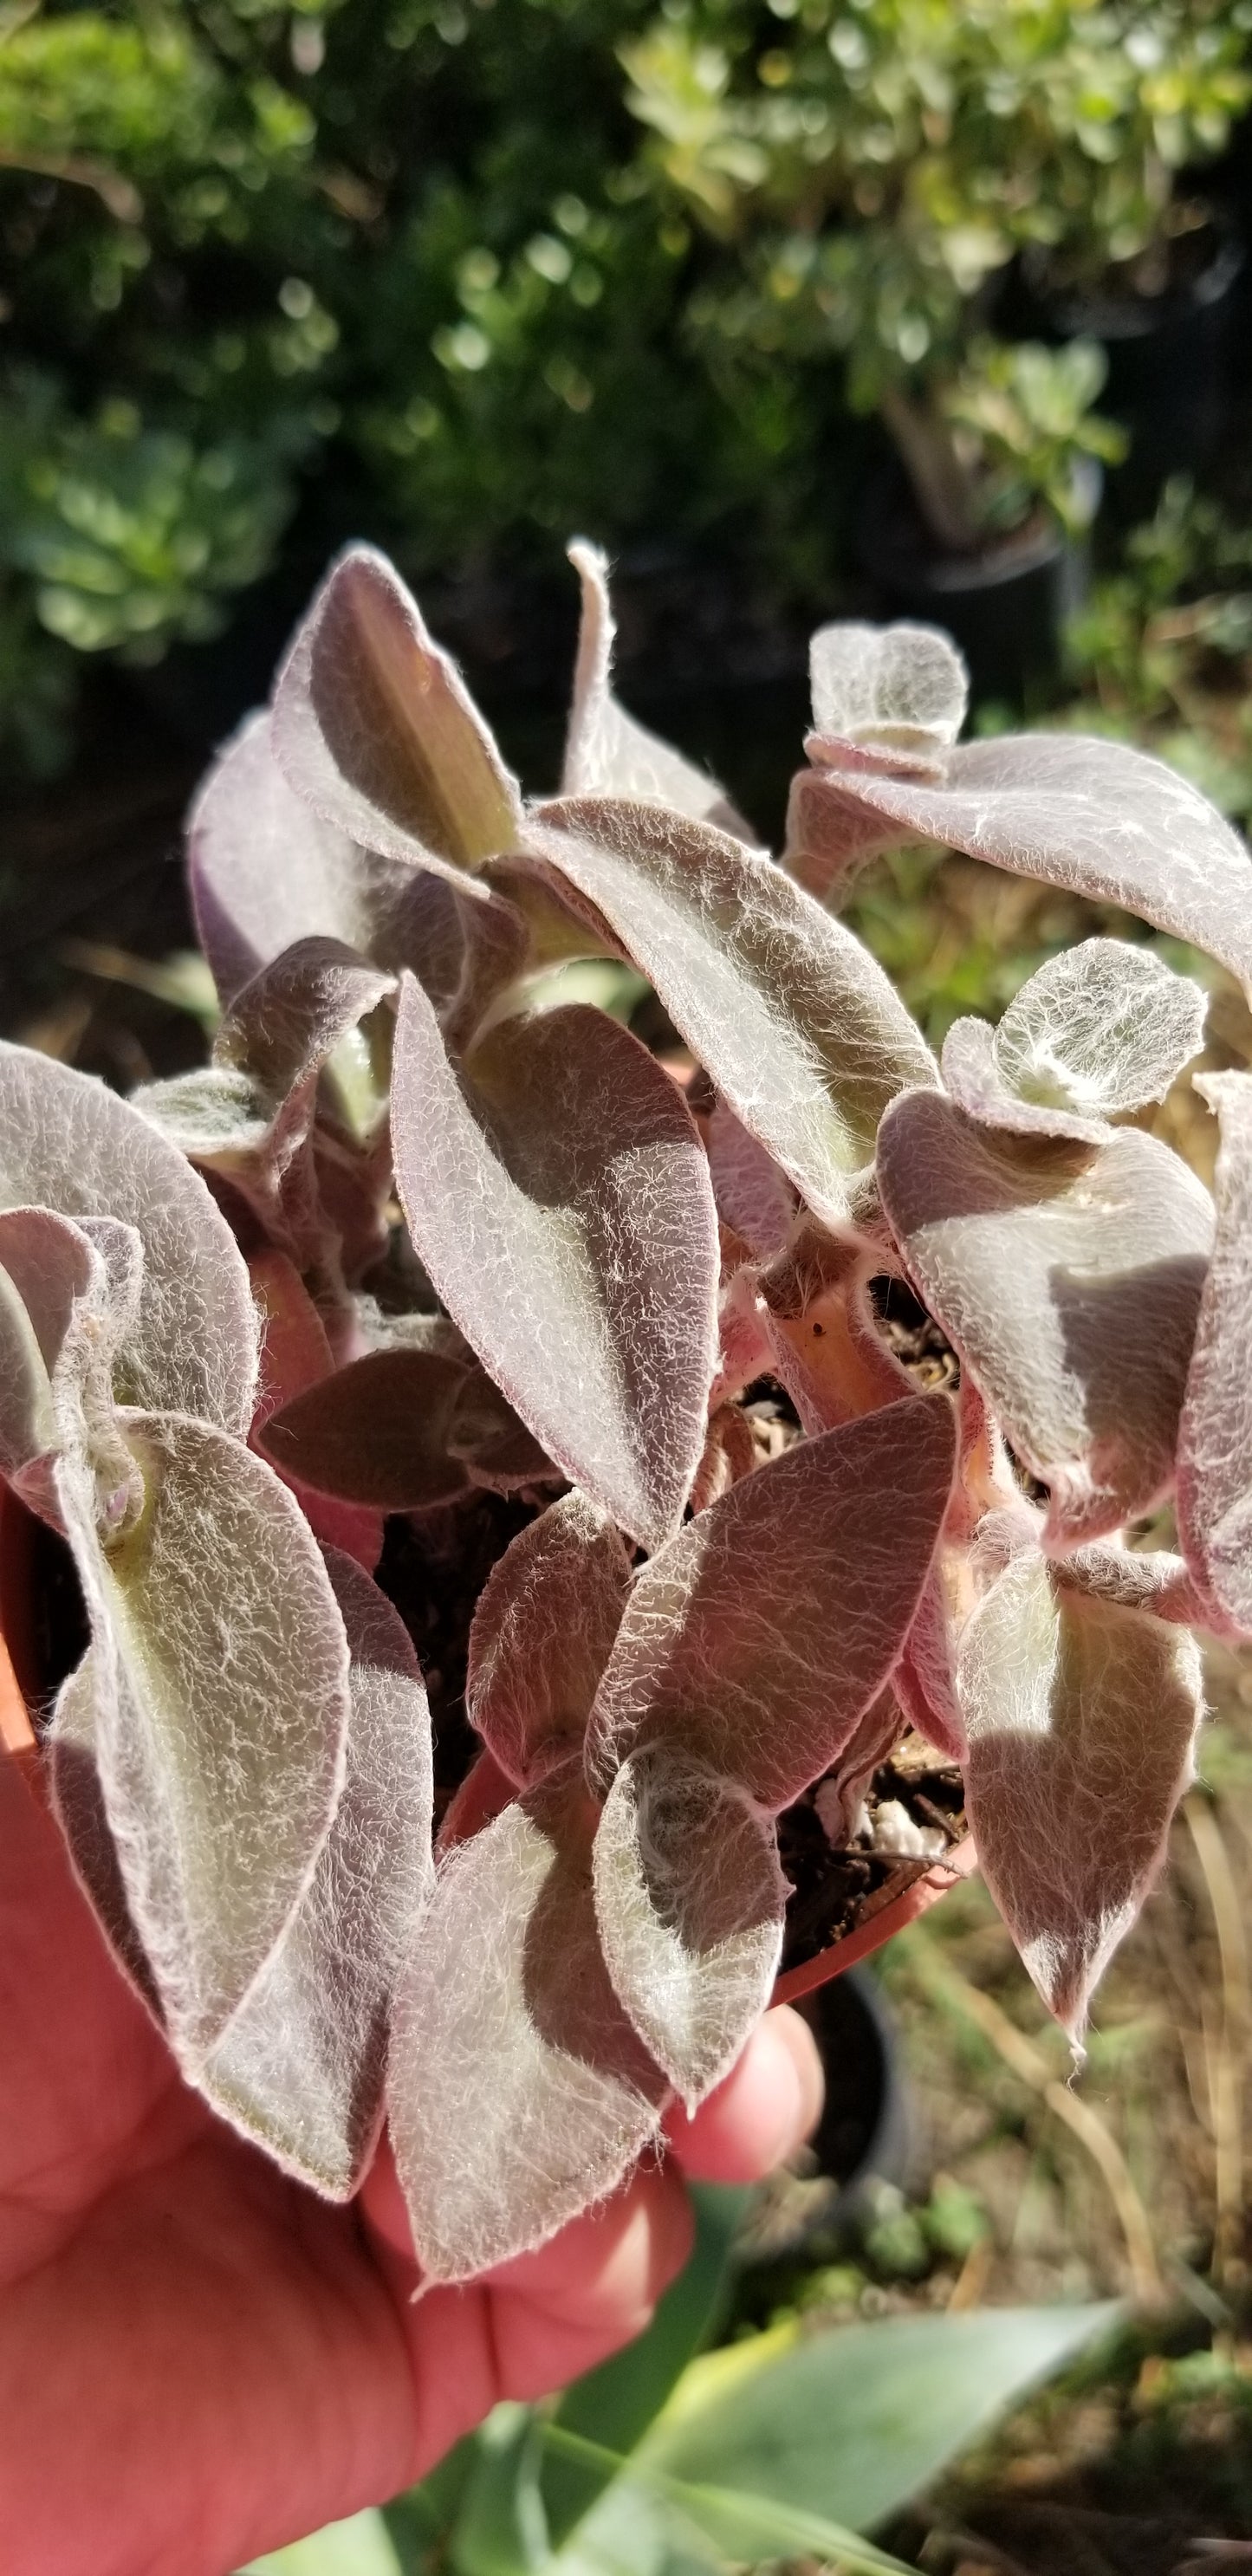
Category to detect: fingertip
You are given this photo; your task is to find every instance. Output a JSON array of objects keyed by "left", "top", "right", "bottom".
[{"left": 665, "top": 2005, "right": 824, "bottom": 2183}]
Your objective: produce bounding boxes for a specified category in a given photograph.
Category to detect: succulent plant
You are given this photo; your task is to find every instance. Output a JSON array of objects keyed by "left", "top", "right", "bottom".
[{"left": 3, "top": 547, "right": 1250, "bottom": 2285}]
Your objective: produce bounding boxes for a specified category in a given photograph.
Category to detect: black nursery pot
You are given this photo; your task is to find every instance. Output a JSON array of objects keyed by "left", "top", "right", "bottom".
[
  {"left": 1021, "top": 221, "right": 1246, "bottom": 516},
  {"left": 855, "top": 463, "right": 1096, "bottom": 701},
  {"left": 740, "top": 1967, "right": 911, "bottom": 2261}
]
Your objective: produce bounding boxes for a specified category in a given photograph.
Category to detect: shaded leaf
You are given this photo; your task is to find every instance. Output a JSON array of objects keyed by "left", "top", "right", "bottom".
[
  {"left": 593, "top": 1747, "right": 786, "bottom": 2111},
  {"left": 787, "top": 734, "right": 1252, "bottom": 984},
  {"left": 705, "top": 1100, "right": 797, "bottom": 1260},
  {"left": 466, "top": 1490, "right": 631, "bottom": 1788},
  {"left": 587, "top": 1398, "right": 956, "bottom": 1813},
  {"left": 64, "top": 1411, "right": 350, "bottom": 2067},
  {"left": 387, "top": 1780, "right": 666, "bottom": 2283},
  {"left": 876, "top": 1093, "right": 1213, "bottom": 1546},
  {"left": 0, "top": 1042, "right": 258, "bottom": 1433},
  {"left": 1177, "top": 1070, "right": 1252, "bottom": 1636},
  {"left": 249, "top": 1250, "right": 384, "bottom": 1572},
  {"left": 564, "top": 543, "right": 752, "bottom": 840},
  {"left": 0, "top": 1207, "right": 144, "bottom": 1532},
  {"left": 447, "top": 1366, "right": 559, "bottom": 1495},
  {"left": 391, "top": 976, "right": 717, "bottom": 1549},
  {"left": 201, "top": 1546, "right": 433, "bottom": 2196},
  {"left": 49, "top": 1645, "right": 161, "bottom": 2021},
  {"left": 812, "top": 1689, "right": 907, "bottom": 1848},
  {"left": 808, "top": 620, "right": 967, "bottom": 761},
  {"left": 216, "top": 937, "right": 395, "bottom": 1112},
  {"left": 958, "top": 1551, "right": 1203, "bottom": 2033},
  {"left": 528, "top": 797, "right": 937, "bottom": 1229},
  {"left": 272, "top": 545, "right": 521, "bottom": 880},
  {"left": 942, "top": 940, "right": 1206, "bottom": 1139},
  {"left": 259, "top": 1347, "right": 471, "bottom": 1510}
]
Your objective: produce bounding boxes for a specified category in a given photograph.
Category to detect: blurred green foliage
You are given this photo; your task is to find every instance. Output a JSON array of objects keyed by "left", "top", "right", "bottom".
[{"left": 0, "top": 1, "right": 1249, "bottom": 773}]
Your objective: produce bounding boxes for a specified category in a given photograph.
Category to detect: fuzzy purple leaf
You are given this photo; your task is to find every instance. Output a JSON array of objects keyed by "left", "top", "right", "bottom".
[
  {"left": 564, "top": 542, "right": 754, "bottom": 840},
  {"left": 0, "top": 1042, "right": 258, "bottom": 1435},
  {"left": 1177, "top": 1071, "right": 1252, "bottom": 1634},
  {"left": 787, "top": 734, "right": 1252, "bottom": 986},
  {"left": 958, "top": 1550, "right": 1203, "bottom": 2036},
  {"left": 199, "top": 1546, "right": 433, "bottom": 2196},
  {"left": 258, "top": 1347, "right": 471, "bottom": 1509},
  {"left": 593, "top": 1746, "right": 787, "bottom": 2112},
  {"left": 272, "top": 545, "right": 522, "bottom": 880},
  {"left": 387, "top": 1777, "right": 667, "bottom": 2282},
  {"left": 528, "top": 797, "right": 937, "bottom": 1229},
  {"left": 586, "top": 1396, "right": 956, "bottom": 1813},
  {"left": 941, "top": 941, "right": 1206, "bottom": 1140},
  {"left": 466, "top": 1490, "right": 632, "bottom": 1789},
  {"left": 54, "top": 1411, "right": 351, "bottom": 2068},
  {"left": 391, "top": 974, "right": 718, "bottom": 1548},
  {"left": 808, "top": 620, "right": 967, "bottom": 762},
  {"left": 877, "top": 1093, "right": 1214, "bottom": 1546}
]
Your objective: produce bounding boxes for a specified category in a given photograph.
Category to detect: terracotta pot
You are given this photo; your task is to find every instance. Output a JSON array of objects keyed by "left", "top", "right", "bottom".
[{"left": 775, "top": 1831, "right": 979, "bottom": 2008}]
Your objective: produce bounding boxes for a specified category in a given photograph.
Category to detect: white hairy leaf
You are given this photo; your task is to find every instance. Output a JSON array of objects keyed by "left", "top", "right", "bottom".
[
  {"left": 528, "top": 796, "right": 937, "bottom": 1229},
  {"left": 200, "top": 1547, "right": 433, "bottom": 2196},
  {"left": 593, "top": 1746, "right": 787, "bottom": 2112},
  {"left": 391, "top": 975, "right": 718, "bottom": 1549},
  {"left": 466, "top": 1489, "right": 631, "bottom": 1788},
  {"left": 586, "top": 1397, "right": 956, "bottom": 1812},
  {"left": 0, "top": 1042, "right": 258, "bottom": 1433},
  {"left": 1177, "top": 1070, "right": 1252, "bottom": 1634},
  {"left": 942, "top": 941, "right": 1206, "bottom": 1139},
  {"left": 189, "top": 710, "right": 389, "bottom": 1004},
  {"left": 387, "top": 1780, "right": 667, "bottom": 2282},
  {"left": 877, "top": 1094, "right": 1214, "bottom": 1546},
  {"left": 272, "top": 544, "right": 522, "bottom": 879},
  {"left": 787, "top": 734, "right": 1252, "bottom": 987},
  {"left": 808, "top": 620, "right": 967, "bottom": 759},
  {"left": 563, "top": 542, "right": 754, "bottom": 839},
  {"left": 65, "top": 1411, "right": 351, "bottom": 2067},
  {"left": 958, "top": 1550, "right": 1203, "bottom": 2035}
]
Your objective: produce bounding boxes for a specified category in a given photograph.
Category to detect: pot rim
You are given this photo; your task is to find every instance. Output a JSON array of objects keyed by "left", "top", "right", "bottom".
[{"left": 773, "top": 1830, "right": 978, "bottom": 2007}]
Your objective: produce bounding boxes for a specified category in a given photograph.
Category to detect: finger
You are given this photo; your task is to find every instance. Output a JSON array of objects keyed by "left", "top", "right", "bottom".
[
  {"left": 487, "top": 2158, "right": 694, "bottom": 2399},
  {"left": 665, "top": 2004, "right": 823, "bottom": 2183}
]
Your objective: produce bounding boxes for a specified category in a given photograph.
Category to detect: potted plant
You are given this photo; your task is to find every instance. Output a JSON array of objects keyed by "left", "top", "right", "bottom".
[
  {"left": 2, "top": 542, "right": 1249, "bottom": 2289},
  {"left": 623, "top": 0, "right": 1249, "bottom": 667}
]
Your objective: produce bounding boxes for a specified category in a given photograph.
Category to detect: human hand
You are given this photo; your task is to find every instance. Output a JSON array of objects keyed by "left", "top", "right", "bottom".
[{"left": 0, "top": 1737, "right": 821, "bottom": 2576}]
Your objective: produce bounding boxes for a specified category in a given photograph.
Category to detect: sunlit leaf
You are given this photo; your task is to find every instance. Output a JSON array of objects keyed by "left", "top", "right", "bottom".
[
  {"left": 563, "top": 543, "right": 753, "bottom": 840},
  {"left": 787, "top": 733, "right": 1252, "bottom": 984},
  {"left": 958, "top": 1550, "right": 1203, "bottom": 2033},
  {"left": 808, "top": 619, "right": 967, "bottom": 761},
  {"left": 190, "top": 711, "right": 392, "bottom": 1007},
  {"left": 877, "top": 1093, "right": 1213, "bottom": 1546},
  {"left": 0, "top": 1042, "right": 258, "bottom": 1433},
  {"left": 527, "top": 797, "right": 937, "bottom": 1229},
  {"left": 64, "top": 1411, "right": 351, "bottom": 2067},
  {"left": 942, "top": 940, "right": 1206, "bottom": 1139},
  {"left": 587, "top": 1398, "right": 956, "bottom": 1812},
  {"left": 593, "top": 1747, "right": 786, "bottom": 2111},
  {"left": 387, "top": 1780, "right": 666, "bottom": 2283},
  {"left": 272, "top": 545, "right": 521, "bottom": 879},
  {"left": 201, "top": 1547, "right": 433, "bottom": 2196},
  {"left": 259, "top": 1348, "right": 471, "bottom": 1509},
  {"left": 1177, "top": 1069, "right": 1252, "bottom": 1634},
  {"left": 391, "top": 975, "right": 717, "bottom": 1549},
  {"left": 466, "top": 1491, "right": 631, "bottom": 1788}
]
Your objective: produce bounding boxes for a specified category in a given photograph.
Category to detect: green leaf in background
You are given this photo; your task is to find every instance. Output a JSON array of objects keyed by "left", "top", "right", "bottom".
[
  {"left": 639, "top": 2301, "right": 1122, "bottom": 2541},
  {"left": 541, "top": 2184, "right": 749, "bottom": 2547},
  {"left": 238, "top": 2507, "right": 402, "bottom": 2575}
]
